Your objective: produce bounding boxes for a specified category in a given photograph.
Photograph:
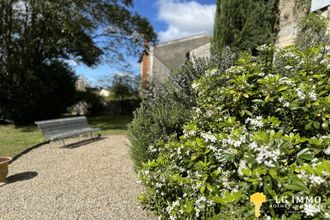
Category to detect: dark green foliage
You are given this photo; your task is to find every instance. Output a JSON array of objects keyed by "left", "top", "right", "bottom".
[
  {"left": 129, "top": 100, "right": 187, "bottom": 169},
  {"left": 212, "top": 0, "right": 278, "bottom": 55},
  {"left": 105, "top": 73, "right": 140, "bottom": 100},
  {"left": 0, "top": 62, "right": 77, "bottom": 124},
  {"left": 296, "top": 13, "right": 330, "bottom": 49},
  {"left": 129, "top": 53, "right": 236, "bottom": 169}
]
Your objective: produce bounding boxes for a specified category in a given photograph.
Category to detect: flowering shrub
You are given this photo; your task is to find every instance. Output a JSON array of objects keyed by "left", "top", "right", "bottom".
[
  {"left": 129, "top": 51, "right": 235, "bottom": 169},
  {"left": 138, "top": 45, "right": 330, "bottom": 219}
]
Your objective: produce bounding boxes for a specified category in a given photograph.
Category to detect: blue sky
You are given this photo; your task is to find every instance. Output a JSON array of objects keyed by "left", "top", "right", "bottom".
[{"left": 74, "top": 0, "right": 216, "bottom": 86}]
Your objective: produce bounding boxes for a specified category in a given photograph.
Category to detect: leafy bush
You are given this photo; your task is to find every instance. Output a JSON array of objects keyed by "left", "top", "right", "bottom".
[
  {"left": 296, "top": 13, "right": 330, "bottom": 50},
  {"left": 138, "top": 45, "right": 330, "bottom": 219},
  {"left": 129, "top": 54, "right": 235, "bottom": 169}
]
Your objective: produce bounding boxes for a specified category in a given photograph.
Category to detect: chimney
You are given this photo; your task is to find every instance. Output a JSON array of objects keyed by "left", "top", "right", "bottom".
[{"left": 140, "top": 40, "right": 150, "bottom": 90}]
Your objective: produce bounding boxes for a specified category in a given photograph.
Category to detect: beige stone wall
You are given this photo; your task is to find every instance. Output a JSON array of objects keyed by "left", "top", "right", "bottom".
[
  {"left": 189, "top": 43, "right": 211, "bottom": 59},
  {"left": 276, "top": 0, "right": 303, "bottom": 48}
]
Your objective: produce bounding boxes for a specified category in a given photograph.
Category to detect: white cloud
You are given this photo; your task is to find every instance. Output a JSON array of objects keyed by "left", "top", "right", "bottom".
[{"left": 157, "top": 0, "right": 216, "bottom": 42}]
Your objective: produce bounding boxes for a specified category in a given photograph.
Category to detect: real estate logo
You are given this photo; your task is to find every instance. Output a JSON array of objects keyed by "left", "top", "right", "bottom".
[
  {"left": 249, "top": 192, "right": 327, "bottom": 217},
  {"left": 250, "top": 192, "right": 267, "bottom": 217}
]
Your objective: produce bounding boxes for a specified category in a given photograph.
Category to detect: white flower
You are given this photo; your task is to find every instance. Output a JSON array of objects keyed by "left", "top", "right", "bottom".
[
  {"left": 296, "top": 88, "right": 306, "bottom": 100},
  {"left": 257, "top": 44, "right": 269, "bottom": 51},
  {"left": 223, "top": 137, "right": 242, "bottom": 147},
  {"left": 284, "top": 65, "right": 292, "bottom": 70},
  {"left": 195, "top": 196, "right": 207, "bottom": 207},
  {"left": 283, "top": 102, "right": 290, "bottom": 108},
  {"left": 177, "top": 147, "right": 182, "bottom": 155},
  {"left": 325, "top": 212, "right": 330, "bottom": 219},
  {"left": 255, "top": 146, "right": 280, "bottom": 168},
  {"left": 310, "top": 175, "right": 325, "bottom": 185},
  {"left": 264, "top": 160, "right": 275, "bottom": 168},
  {"left": 309, "top": 90, "right": 317, "bottom": 101},
  {"left": 245, "top": 116, "right": 264, "bottom": 128},
  {"left": 192, "top": 82, "right": 200, "bottom": 90},
  {"left": 324, "top": 147, "right": 330, "bottom": 155},
  {"left": 238, "top": 160, "right": 247, "bottom": 176},
  {"left": 209, "top": 68, "right": 218, "bottom": 76},
  {"left": 155, "top": 182, "right": 163, "bottom": 188},
  {"left": 227, "top": 66, "right": 244, "bottom": 74},
  {"left": 189, "top": 130, "right": 196, "bottom": 136},
  {"left": 249, "top": 142, "right": 258, "bottom": 150},
  {"left": 279, "top": 77, "right": 294, "bottom": 85},
  {"left": 264, "top": 74, "right": 275, "bottom": 80},
  {"left": 206, "top": 110, "right": 213, "bottom": 117},
  {"left": 149, "top": 145, "right": 157, "bottom": 153},
  {"left": 303, "top": 203, "right": 320, "bottom": 216},
  {"left": 201, "top": 132, "right": 217, "bottom": 143}
]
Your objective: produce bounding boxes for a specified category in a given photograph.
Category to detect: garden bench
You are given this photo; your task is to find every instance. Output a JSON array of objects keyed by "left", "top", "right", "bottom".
[{"left": 35, "top": 116, "right": 100, "bottom": 145}]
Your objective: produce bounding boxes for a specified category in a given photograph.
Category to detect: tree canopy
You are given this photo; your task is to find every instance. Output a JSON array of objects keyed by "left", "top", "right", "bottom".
[
  {"left": 211, "top": 0, "right": 278, "bottom": 55},
  {"left": 0, "top": 0, "right": 156, "bottom": 123}
]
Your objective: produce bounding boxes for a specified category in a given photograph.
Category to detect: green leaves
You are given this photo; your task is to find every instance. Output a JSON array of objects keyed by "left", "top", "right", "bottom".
[
  {"left": 212, "top": 191, "right": 243, "bottom": 205},
  {"left": 297, "top": 148, "right": 314, "bottom": 163},
  {"left": 284, "top": 175, "right": 309, "bottom": 192}
]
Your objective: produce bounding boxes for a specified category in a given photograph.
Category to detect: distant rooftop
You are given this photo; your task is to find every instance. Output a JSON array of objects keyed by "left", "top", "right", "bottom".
[
  {"left": 156, "top": 33, "right": 210, "bottom": 48},
  {"left": 152, "top": 33, "right": 210, "bottom": 70}
]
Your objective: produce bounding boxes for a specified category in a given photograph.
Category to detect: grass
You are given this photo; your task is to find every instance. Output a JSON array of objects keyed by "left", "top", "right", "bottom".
[
  {"left": 0, "top": 125, "right": 43, "bottom": 157},
  {"left": 0, "top": 114, "right": 133, "bottom": 157},
  {"left": 88, "top": 114, "right": 133, "bottom": 135}
]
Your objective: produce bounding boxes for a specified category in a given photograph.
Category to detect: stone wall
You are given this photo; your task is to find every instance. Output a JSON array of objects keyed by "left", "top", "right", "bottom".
[
  {"left": 276, "top": 0, "right": 303, "bottom": 48},
  {"left": 189, "top": 43, "right": 211, "bottom": 59}
]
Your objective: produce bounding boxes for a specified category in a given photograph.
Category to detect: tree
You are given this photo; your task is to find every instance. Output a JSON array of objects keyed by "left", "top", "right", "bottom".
[
  {"left": 0, "top": 0, "right": 156, "bottom": 123},
  {"left": 211, "top": 0, "right": 278, "bottom": 55},
  {"left": 100, "top": 72, "right": 140, "bottom": 100}
]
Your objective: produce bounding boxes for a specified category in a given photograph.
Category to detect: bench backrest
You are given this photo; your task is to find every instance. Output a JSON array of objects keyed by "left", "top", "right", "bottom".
[{"left": 35, "top": 116, "right": 90, "bottom": 139}]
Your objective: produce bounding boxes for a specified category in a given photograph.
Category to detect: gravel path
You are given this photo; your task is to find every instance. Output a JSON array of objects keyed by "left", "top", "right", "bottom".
[{"left": 0, "top": 135, "right": 155, "bottom": 220}]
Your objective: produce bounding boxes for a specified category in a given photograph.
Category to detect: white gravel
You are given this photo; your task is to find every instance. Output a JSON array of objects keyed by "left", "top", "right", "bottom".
[{"left": 0, "top": 135, "right": 155, "bottom": 220}]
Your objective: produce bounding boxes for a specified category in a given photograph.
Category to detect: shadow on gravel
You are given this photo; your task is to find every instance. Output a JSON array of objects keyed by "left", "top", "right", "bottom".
[
  {"left": 61, "top": 136, "right": 107, "bottom": 149},
  {"left": 1, "top": 171, "right": 38, "bottom": 187}
]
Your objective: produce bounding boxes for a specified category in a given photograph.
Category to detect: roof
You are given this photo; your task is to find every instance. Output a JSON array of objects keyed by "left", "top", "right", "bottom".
[
  {"left": 311, "top": 0, "right": 330, "bottom": 12},
  {"left": 152, "top": 33, "right": 210, "bottom": 70}
]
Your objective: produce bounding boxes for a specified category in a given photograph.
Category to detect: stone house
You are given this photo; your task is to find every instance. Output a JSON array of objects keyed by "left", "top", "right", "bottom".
[{"left": 139, "top": 33, "right": 210, "bottom": 85}]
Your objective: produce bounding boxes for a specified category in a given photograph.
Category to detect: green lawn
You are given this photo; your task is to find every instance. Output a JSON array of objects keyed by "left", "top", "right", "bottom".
[
  {"left": 0, "top": 114, "right": 132, "bottom": 157},
  {"left": 88, "top": 114, "right": 133, "bottom": 135}
]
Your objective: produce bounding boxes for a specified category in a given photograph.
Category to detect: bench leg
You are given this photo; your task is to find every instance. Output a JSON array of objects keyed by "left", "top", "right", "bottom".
[{"left": 62, "top": 139, "right": 65, "bottom": 146}]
